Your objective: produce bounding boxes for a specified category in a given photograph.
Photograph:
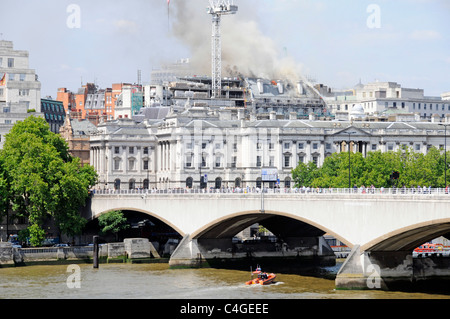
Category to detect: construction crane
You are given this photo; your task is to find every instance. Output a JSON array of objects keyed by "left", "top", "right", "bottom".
[{"left": 207, "top": 0, "right": 238, "bottom": 99}]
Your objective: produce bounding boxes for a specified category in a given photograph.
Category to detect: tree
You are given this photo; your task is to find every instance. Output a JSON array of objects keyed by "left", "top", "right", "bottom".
[
  {"left": 291, "top": 161, "right": 319, "bottom": 187},
  {"left": 290, "top": 146, "right": 449, "bottom": 189},
  {"left": 0, "top": 116, "right": 98, "bottom": 246},
  {"left": 98, "top": 210, "right": 129, "bottom": 241}
]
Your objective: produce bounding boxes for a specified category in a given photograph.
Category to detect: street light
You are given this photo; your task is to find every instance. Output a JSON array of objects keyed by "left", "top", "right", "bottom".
[
  {"left": 345, "top": 132, "right": 356, "bottom": 189},
  {"left": 438, "top": 123, "right": 450, "bottom": 188}
]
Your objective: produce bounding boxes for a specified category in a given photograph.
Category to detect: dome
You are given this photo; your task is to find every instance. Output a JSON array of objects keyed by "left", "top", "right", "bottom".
[
  {"left": 351, "top": 104, "right": 364, "bottom": 115},
  {"left": 349, "top": 104, "right": 365, "bottom": 120}
]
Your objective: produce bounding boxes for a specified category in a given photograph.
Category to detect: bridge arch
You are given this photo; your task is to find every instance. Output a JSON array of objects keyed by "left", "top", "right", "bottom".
[
  {"left": 93, "top": 207, "right": 186, "bottom": 238},
  {"left": 362, "top": 218, "right": 450, "bottom": 252},
  {"left": 190, "top": 209, "right": 352, "bottom": 247}
]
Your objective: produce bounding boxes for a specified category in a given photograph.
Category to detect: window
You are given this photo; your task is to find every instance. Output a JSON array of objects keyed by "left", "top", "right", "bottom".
[
  {"left": 129, "top": 147, "right": 134, "bottom": 154},
  {"left": 312, "top": 156, "right": 318, "bottom": 165},
  {"left": 185, "top": 155, "right": 192, "bottom": 168},
  {"left": 215, "top": 156, "right": 221, "bottom": 168},
  {"left": 326, "top": 143, "right": 331, "bottom": 150},
  {"left": 371, "top": 144, "right": 377, "bottom": 151},
  {"left": 269, "top": 156, "right": 274, "bottom": 167},
  {"left": 9, "top": 73, "right": 15, "bottom": 81},
  {"left": 388, "top": 144, "right": 394, "bottom": 151},
  {"left": 114, "top": 159, "right": 121, "bottom": 170},
  {"left": 284, "top": 155, "right": 290, "bottom": 167},
  {"left": 415, "top": 144, "right": 421, "bottom": 151},
  {"left": 20, "top": 74, "right": 25, "bottom": 81},
  {"left": 201, "top": 155, "right": 206, "bottom": 167},
  {"left": 202, "top": 142, "right": 207, "bottom": 149},
  {"left": 186, "top": 142, "right": 193, "bottom": 149},
  {"left": 143, "top": 160, "right": 149, "bottom": 170},
  {"left": 7, "top": 58, "right": 14, "bottom": 68},
  {"left": 284, "top": 142, "right": 290, "bottom": 149},
  {"left": 298, "top": 155, "right": 304, "bottom": 163},
  {"left": 256, "top": 156, "right": 262, "bottom": 167},
  {"left": 114, "top": 147, "right": 120, "bottom": 154},
  {"left": 128, "top": 159, "right": 135, "bottom": 170},
  {"left": 269, "top": 142, "right": 274, "bottom": 150},
  {"left": 231, "top": 156, "right": 237, "bottom": 168},
  {"left": 143, "top": 147, "right": 149, "bottom": 155},
  {"left": 298, "top": 142, "right": 304, "bottom": 149},
  {"left": 257, "top": 142, "right": 262, "bottom": 150},
  {"left": 312, "top": 143, "right": 318, "bottom": 150},
  {"left": 233, "top": 143, "right": 237, "bottom": 151},
  {"left": 215, "top": 143, "right": 221, "bottom": 150}
]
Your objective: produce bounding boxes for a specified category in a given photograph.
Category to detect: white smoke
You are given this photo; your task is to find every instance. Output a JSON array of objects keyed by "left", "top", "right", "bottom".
[{"left": 169, "top": 0, "right": 305, "bottom": 82}]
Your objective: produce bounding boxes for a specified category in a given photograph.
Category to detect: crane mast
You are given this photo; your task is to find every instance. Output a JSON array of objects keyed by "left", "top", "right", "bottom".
[{"left": 207, "top": 0, "right": 238, "bottom": 99}]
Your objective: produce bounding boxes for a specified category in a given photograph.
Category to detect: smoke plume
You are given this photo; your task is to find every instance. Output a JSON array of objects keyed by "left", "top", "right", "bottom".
[{"left": 170, "top": 0, "right": 305, "bottom": 82}]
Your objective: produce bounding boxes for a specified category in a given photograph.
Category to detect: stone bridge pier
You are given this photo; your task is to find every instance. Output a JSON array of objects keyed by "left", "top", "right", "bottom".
[{"left": 169, "top": 234, "right": 336, "bottom": 270}]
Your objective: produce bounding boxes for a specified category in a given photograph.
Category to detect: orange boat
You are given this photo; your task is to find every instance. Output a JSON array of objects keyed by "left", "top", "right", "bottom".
[{"left": 245, "top": 267, "right": 276, "bottom": 285}]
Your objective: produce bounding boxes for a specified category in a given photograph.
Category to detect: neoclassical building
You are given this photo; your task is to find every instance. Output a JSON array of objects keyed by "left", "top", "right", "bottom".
[{"left": 89, "top": 104, "right": 450, "bottom": 190}]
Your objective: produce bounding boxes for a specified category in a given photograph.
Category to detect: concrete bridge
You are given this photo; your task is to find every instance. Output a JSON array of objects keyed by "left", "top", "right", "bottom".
[{"left": 84, "top": 188, "right": 450, "bottom": 291}]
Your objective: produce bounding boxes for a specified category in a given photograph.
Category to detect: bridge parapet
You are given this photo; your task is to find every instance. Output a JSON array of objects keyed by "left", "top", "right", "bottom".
[{"left": 91, "top": 187, "right": 450, "bottom": 197}]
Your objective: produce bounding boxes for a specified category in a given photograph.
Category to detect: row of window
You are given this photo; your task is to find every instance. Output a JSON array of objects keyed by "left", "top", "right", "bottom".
[
  {"left": 0, "top": 58, "right": 15, "bottom": 68},
  {"left": 42, "top": 102, "right": 64, "bottom": 113},
  {"left": 114, "top": 146, "right": 150, "bottom": 155},
  {"left": 112, "top": 176, "right": 293, "bottom": 190}
]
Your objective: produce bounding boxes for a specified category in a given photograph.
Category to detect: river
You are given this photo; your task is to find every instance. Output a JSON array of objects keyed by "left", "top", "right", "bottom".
[{"left": 1, "top": 262, "right": 449, "bottom": 300}]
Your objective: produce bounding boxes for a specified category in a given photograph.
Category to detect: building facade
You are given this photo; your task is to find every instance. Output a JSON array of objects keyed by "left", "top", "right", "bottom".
[
  {"left": 325, "top": 81, "right": 450, "bottom": 121},
  {"left": 89, "top": 104, "right": 450, "bottom": 191},
  {"left": 0, "top": 40, "right": 42, "bottom": 148}
]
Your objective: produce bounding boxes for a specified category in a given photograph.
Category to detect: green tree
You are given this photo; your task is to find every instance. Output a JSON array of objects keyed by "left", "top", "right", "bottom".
[
  {"left": 0, "top": 116, "right": 97, "bottom": 246},
  {"left": 291, "top": 146, "right": 450, "bottom": 189},
  {"left": 291, "top": 161, "right": 318, "bottom": 187},
  {"left": 98, "top": 210, "right": 129, "bottom": 241}
]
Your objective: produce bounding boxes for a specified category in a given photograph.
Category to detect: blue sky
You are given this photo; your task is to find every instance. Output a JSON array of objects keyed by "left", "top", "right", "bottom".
[{"left": 0, "top": 0, "right": 448, "bottom": 97}]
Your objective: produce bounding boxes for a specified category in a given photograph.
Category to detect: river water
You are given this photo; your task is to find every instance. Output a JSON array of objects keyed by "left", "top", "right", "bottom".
[{"left": 1, "top": 262, "right": 449, "bottom": 300}]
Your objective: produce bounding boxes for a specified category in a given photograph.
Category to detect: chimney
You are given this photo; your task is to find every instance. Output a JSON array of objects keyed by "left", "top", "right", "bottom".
[
  {"left": 257, "top": 79, "right": 264, "bottom": 94},
  {"left": 277, "top": 81, "right": 283, "bottom": 94}
]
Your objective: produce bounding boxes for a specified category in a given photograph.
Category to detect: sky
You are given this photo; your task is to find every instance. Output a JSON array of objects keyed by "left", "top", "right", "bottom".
[{"left": 0, "top": 0, "right": 449, "bottom": 98}]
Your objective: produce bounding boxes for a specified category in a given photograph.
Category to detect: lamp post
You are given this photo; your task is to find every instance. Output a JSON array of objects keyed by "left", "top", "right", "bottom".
[
  {"left": 438, "top": 123, "right": 450, "bottom": 188},
  {"left": 345, "top": 132, "right": 356, "bottom": 189}
]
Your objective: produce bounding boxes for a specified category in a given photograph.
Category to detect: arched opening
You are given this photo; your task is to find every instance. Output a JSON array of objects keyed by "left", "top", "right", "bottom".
[
  {"left": 84, "top": 210, "right": 183, "bottom": 257},
  {"left": 363, "top": 220, "right": 450, "bottom": 259},
  {"left": 129, "top": 179, "right": 135, "bottom": 190},
  {"left": 186, "top": 177, "right": 193, "bottom": 189},
  {"left": 189, "top": 212, "right": 338, "bottom": 273},
  {"left": 114, "top": 179, "right": 121, "bottom": 190},
  {"left": 215, "top": 177, "right": 222, "bottom": 189},
  {"left": 143, "top": 179, "right": 149, "bottom": 190},
  {"left": 234, "top": 177, "right": 241, "bottom": 188}
]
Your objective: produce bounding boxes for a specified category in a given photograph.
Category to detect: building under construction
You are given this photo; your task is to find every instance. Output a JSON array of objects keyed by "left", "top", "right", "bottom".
[{"left": 144, "top": 72, "right": 329, "bottom": 120}]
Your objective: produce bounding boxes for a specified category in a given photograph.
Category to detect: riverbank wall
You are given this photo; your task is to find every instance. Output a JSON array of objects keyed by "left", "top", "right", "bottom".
[{"left": 0, "top": 238, "right": 164, "bottom": 267}]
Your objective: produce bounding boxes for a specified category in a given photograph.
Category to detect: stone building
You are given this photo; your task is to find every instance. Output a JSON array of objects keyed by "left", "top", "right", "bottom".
[
  {"left": 0, "top": 40, "right": 42, "bottom": 148},
  {"left": 89, "top": 103, "right": 450, "bottom": 190}
]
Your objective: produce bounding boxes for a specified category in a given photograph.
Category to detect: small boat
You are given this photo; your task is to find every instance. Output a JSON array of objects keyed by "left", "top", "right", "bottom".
[{"left": 245, "top": 266, "right": 276, "bottom": 285}]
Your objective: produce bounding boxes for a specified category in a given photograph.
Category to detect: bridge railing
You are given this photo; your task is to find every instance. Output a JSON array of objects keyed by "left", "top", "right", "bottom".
[{"left": 90, "top": 187, "right": 450, "bottom": 196}]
